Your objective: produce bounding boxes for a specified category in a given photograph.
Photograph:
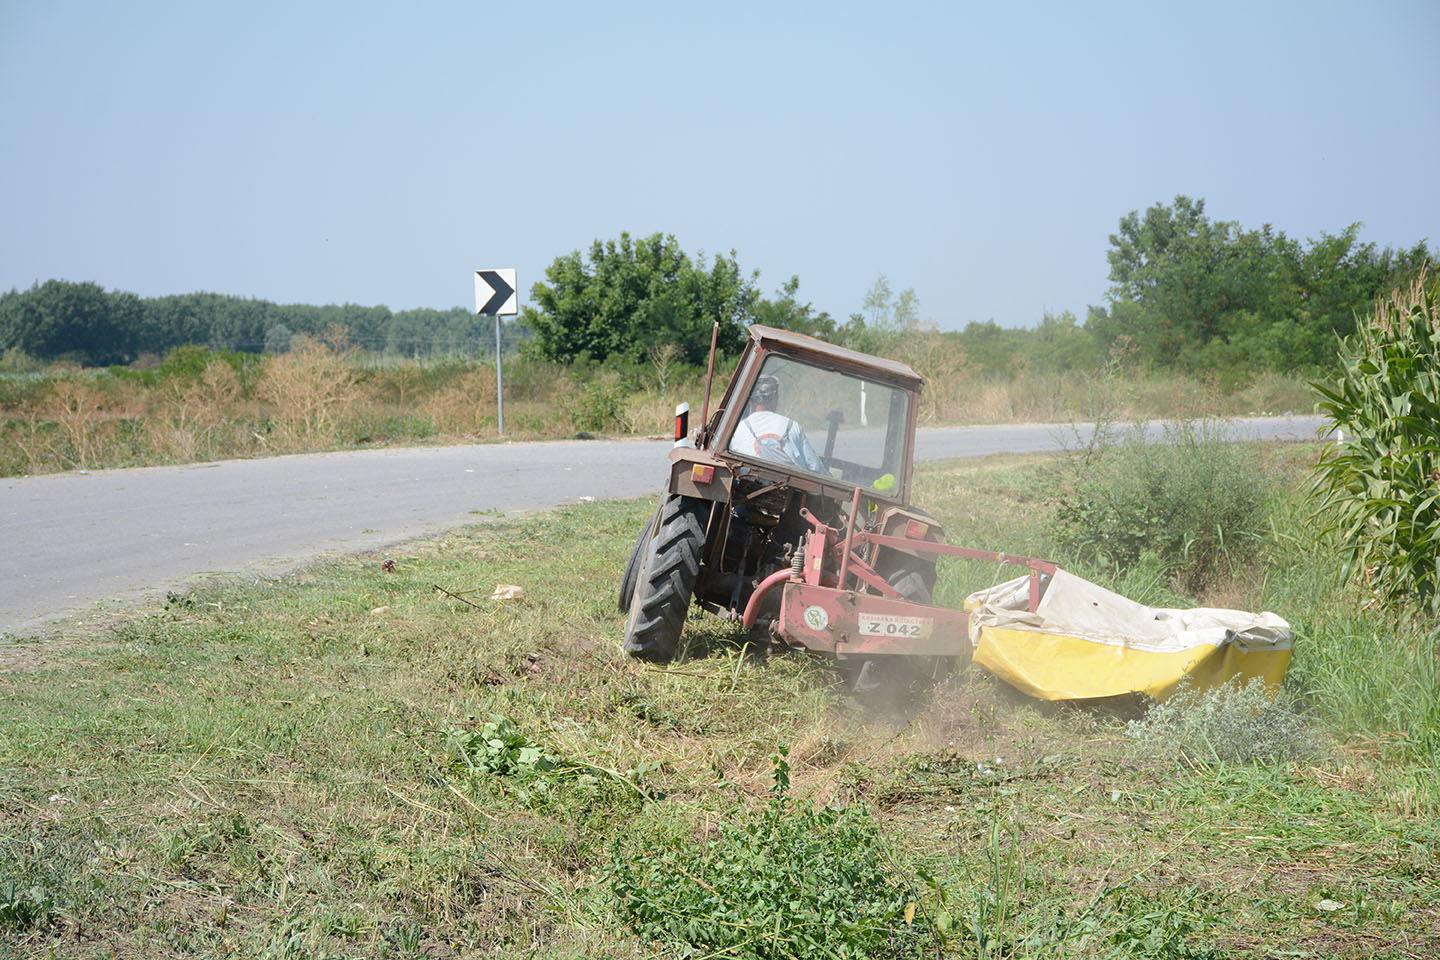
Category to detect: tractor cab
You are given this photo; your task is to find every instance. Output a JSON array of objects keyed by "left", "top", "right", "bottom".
[{"left": 702, "top": 325, "right": 923, "bottom": 505}]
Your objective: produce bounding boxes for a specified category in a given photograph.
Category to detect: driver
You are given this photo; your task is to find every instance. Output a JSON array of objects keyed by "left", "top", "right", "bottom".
[{"left": 729, "top": 374, "right": 825, "bottom": 472}]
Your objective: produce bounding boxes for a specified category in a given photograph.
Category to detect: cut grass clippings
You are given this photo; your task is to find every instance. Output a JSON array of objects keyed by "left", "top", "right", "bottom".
[{"left": 1, "top": 451, "right": 1437, "bottom": 958}]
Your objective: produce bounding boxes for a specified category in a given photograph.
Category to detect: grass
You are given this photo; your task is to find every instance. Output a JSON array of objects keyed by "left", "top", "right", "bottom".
[{"left": 1, "top": 451, "right": 1437, "bottom": 957}]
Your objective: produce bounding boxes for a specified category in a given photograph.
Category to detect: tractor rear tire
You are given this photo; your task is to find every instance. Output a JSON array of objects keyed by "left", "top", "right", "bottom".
[
  {"left": 618, "top": 508, "right": 660, "bottom": 614},
  {"left": 623, "top": 495, "right": 709, "bottom": 662}
]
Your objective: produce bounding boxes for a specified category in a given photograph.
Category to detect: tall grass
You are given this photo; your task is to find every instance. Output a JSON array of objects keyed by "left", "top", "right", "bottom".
[
  {"left": 1051, "top": 419, "right": 1270, "bottom": 595},
  {"left": 1262, "top": 489, "right": 1440, "bottom": 762},
  {"left": 0, "top": 339, "right": 1316, "bottom": 477},
  {"left": 895, "top": 327, "right": 1312, "bottom": 425}
]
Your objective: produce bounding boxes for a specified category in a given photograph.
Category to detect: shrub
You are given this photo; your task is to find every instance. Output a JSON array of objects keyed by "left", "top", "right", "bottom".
[
  {"left": 1310, "top": 269, "right": 1440, "bottom": 614},
  {"left": 0, "top": 346, "right": 39, "bottom": 373},
  {"left": 560, "top": 372, "right": 629, "bottom": 434},
  {"left": 606, "top": 750, "right": 929, "bottom": 959},
  {"left": 156, "top": 344, "right": 258, "bottom": 388},
  {"left": 255, "top": 335, "right": 359, "bottom": 442},
  {"left": 1053, "top": 419, "right": 1269, "bottom": 594},
  {"left": 1125, "top": 677, "right": 1314, "bottom": 764}
]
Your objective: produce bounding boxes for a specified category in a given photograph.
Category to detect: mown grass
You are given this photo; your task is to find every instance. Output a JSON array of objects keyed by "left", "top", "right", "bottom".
[{"left": 2, "top": 451, "right": 1436, "bottom": 957}]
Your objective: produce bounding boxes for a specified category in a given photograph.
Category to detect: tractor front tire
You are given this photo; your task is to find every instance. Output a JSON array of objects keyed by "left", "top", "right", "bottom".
[
  {"left": 623, "top": 495, "right": 709, "bottom": 662},
  {"left": 618, "top": 508, "right": 660, "bottom": 614}
]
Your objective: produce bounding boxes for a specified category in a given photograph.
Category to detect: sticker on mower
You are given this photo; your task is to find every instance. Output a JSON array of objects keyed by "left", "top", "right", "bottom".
[
  {"left": 803, "top": 605, "right": 830, "bottom": 631},
  {"left": 859, "top": 613, "right": 933, "bottom": 639}
]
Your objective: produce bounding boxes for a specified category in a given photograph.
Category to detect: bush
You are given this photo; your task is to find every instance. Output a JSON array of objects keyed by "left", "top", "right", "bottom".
[
  {"left": 255, "top": 336, "right": 359, "bottom": 442},
  {"left": 1053, "top": 419, "right": 1269, "bottom": 594},
  {"left": 560, "top": 372, "right": 629, "bottom": 434},
  {"left": 607, "top": 750, "right": 929, "bottom": 959},
  {"left": 1311, "top": 269, "right": 1440, "bottom": 614},
  {"left": 1126, "top": 677, "right": 1314, "bottom": 764},
  {"left": 156, "top": 344, "right": 258, "bottom": 386},
  {"left": 0, "top": 346, "right": 39, "bottom": 373}
]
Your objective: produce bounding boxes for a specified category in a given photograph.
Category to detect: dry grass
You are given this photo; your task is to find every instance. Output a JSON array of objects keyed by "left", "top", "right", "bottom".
[
  {"left": 142, "top": 359, "right": 247, "bottom": 462},
  {"left": 621, "top": 389, "right": 675, "bottom": 436},
  {"left": 421, "top": 367, "right": 497, "bottom": 435},
  {"left": 0, "top": 341, "right": 1317, "bottom": 477}
]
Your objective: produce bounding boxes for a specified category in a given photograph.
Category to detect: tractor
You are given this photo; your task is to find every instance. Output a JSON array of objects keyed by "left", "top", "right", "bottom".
[{"left": 619, "top": 324, "right": 1055, "bottom": 691}]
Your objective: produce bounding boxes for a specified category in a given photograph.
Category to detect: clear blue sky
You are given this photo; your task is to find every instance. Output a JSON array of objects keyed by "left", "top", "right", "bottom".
[{"left": 2, "top": 0, "right": 1436, "bottom": 330}]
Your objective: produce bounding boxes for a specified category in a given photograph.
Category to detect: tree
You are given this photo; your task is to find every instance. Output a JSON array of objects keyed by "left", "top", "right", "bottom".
[
  {"left": 521, "top": 232, "right": 760, "bottom": 365},
  {"left": 1094, "top": 195, "right": 1434, "bottom": 371},
  {"left": 264, "top": 323, "right": 294, "bottom": 354},
  {"left": 0, "top": 279, "right": 129, "bottom": 365},
  {"left": 2, "top": 283, "right": 540, "bottom": 363},
  {"left": 1100, "top": 195, "right": 1264, "bottom": 363},
  {"left": 838, "top": 274, "right": 921, "bottom": 353}
]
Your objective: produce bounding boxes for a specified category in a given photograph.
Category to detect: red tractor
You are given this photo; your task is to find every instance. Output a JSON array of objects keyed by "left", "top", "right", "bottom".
[{"left": 619, "top": 324, "right": 1055, "bottom": 691}]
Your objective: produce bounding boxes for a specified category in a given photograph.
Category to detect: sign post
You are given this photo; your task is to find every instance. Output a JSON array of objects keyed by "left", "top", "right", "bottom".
[{"left": 474, "top": 269, "right": 518, "bottom": 436}]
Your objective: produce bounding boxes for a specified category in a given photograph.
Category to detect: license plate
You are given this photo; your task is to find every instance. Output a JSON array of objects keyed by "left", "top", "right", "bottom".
[{"left": 858, "top": 613, "right": 933, "bottom": 639}]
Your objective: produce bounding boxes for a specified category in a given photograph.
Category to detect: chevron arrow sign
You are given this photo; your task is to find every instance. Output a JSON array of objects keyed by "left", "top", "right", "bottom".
[{"left": 474, "top": 269, "right": 518, "bottom": 316}]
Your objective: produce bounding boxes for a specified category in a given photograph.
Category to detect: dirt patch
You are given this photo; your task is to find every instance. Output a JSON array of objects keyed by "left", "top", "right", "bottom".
[
  {"left": 0, "top": 632, "right": 77, "bottom": 673},
  {"left": 1222, "top": 926, "right": 1439, "bottom": 959}
]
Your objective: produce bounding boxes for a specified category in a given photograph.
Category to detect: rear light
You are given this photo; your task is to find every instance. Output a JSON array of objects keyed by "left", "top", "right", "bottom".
[
  {"left": 691, "top": 464, "right": 715, "bottom": 484},
  {"left": 905, "top": 519, "right": 929, "bottom": 540}
]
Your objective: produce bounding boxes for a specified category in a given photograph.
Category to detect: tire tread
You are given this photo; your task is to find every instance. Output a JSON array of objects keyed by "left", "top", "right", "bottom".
[{"left": 623, "top": 495, "right": 708, "bottom": 661}]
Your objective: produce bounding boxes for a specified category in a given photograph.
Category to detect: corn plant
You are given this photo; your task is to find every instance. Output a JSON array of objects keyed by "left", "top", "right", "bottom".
[{"left": 1310, "top": 269, "right": 1440, "bottom": 613}]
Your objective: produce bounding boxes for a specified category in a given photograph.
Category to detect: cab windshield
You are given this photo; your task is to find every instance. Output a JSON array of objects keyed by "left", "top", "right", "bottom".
[{"left": 725, "top": 354, "right": 910, "bottom": 493}]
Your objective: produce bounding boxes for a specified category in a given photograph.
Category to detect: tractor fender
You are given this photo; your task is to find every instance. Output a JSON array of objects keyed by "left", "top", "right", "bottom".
[
  {"left": 667, "top": 448, "right": 733, "bottom": 503},
  {"left": 876, "top": 505, "right": 946, "bottom": 559}
]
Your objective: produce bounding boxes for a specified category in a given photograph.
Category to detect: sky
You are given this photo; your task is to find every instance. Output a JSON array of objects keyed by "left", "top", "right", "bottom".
[{"left": 2, "top": 0, "right": 1437, "bottom": 331}]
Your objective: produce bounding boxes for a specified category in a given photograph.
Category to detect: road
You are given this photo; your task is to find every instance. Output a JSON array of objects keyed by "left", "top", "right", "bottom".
[{"left": 0, "top": 415, "right": 1327, "bottom": 636}]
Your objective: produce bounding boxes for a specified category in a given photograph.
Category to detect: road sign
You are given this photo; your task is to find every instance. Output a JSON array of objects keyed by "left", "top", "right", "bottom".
[{"left": 475, "top": 269, "right": 518, "bottom": 316}]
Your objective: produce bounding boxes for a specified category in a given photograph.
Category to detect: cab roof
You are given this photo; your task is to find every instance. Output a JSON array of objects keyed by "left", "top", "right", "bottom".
[{"left": 747, "top": 324, "right": 922, "bottom": 387}]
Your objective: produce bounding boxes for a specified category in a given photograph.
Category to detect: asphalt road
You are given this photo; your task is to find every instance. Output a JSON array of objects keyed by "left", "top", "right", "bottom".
[{"left": 0, "top": 415, "right": 1327, "bottom": 636}]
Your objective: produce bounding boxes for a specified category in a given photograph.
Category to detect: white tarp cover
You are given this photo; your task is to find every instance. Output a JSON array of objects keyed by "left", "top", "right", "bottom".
[{"left": 964, "top": 569, "right": 1292, "bottom": 701}]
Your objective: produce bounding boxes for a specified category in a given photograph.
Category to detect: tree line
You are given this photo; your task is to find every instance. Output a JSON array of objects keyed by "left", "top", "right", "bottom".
[
  {"left": 0, "top": 284, "right": 529, "bottom": 367},
  {"left": 519, "top": 206, "right": 1430, "bottom": 376},
  {"left": 2, "top": 198, "right": 1431, "bottom": 374}
]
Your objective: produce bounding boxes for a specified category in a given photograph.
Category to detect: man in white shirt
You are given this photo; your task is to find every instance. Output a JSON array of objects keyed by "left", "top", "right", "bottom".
[{"left": 729, "top": 374, "right": 825, "bottom": 473}]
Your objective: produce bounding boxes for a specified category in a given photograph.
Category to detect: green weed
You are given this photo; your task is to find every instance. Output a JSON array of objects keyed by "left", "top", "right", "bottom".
[{"left": 607, "top": 749, "right": 931, "bottom": 959}]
